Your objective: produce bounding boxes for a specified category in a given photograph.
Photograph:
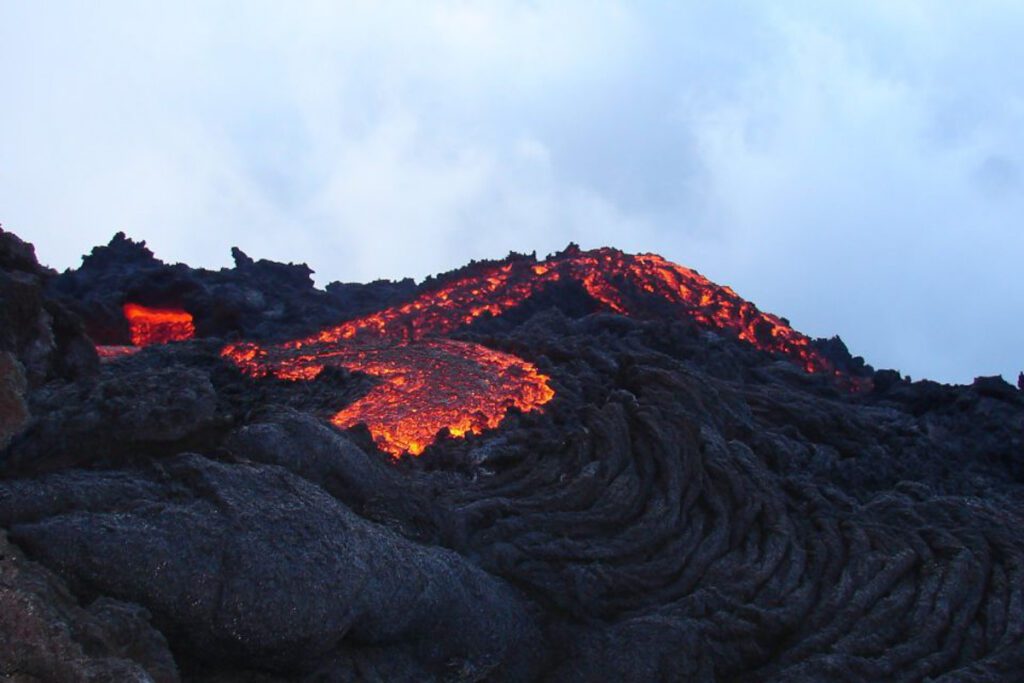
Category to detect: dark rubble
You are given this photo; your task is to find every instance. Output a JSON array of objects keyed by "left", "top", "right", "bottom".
[{"left": 1, "top": 227, "right": 1023, "bottom": 682}]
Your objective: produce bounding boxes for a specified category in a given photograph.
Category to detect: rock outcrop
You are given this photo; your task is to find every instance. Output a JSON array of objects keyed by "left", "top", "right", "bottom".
[{"left": 0, "top": 530, "right": 178, "bottom": 682}]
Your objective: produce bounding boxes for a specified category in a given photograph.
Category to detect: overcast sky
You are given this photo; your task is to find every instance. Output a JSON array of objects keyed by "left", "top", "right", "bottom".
[{"left": 1, "top": 2, "right": 1022, "bottom": 384}]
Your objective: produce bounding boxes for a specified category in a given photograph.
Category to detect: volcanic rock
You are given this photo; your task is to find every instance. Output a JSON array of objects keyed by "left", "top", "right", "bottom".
[
  {"left": 0, "top": 227, "right": 97, "bottom": 386},
  {"left": 0, "top": 529, "right": 177, "bottom": 682},
  {"left": 51, "top": 232, "right": 417, "bottom": 344},
  {"left": 0, "top": 454, "right": 545, "bottom": 681},
  {"left": 2, "top": 228, "right": 1023, "bottom": 681},
  {"left": 2, "top": 362, "right": 219, "bottom": 476},
  {"left": 0, "top": 353, "right": 28, "bottom": 451},
  {"left": 224, "top": 409, "right": 445, "bottom": 540}
]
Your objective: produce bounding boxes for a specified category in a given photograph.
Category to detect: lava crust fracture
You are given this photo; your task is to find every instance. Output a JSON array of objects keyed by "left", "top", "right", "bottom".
[{"left": 1, "top": 227, "right": 1023, "bottom": 682}]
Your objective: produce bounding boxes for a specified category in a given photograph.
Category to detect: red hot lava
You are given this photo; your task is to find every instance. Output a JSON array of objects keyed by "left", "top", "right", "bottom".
[
  {"left": 123, "top": 303, "right": 195, "bottom": 346},
  {"left": 224, "top": 338, "right": 554, "bottom": 457},
  {"left": 223, "top": 247, "right": 846, "bottom": 457},
  {"left": 256, "top": 248, "right": 834, "bottom": 375},
  {"left": 330, "top": 341, "right": 553, "bottom": 456},
  {"left": 96, "top": 303, "right": 195, "bottom": 360}
]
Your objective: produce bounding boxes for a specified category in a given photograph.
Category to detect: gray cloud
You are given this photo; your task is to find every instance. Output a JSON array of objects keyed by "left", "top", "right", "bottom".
[{"left": 1, "top": 1, "right": 1021, "bottom": 384}]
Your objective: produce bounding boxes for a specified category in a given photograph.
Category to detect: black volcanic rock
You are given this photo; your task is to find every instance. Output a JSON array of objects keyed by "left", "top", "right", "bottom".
[
  {"left": 2, "top": 362, "right": 220, "bottom": 476},
  {"left": 224, "top": 409, "right": 447, "bottom": 542},
  {"left": 0, "top": 454, "right": 545, "bottom": 681},
  {"left": 0, "top": 352, "right": 28, "bottom": 451},
  {"left": 0, "top": 530, "right": 178, "bottom": 682},
  {"left": 2, "top": 229, "right": 1024, "bottom": 681},
  {"left": 0, "top": 227, "right": 97, "bottom": 386},
  {"left": 50, "top": 232, "right": 418, "bottom": 344},
  {"left": 0, "top": 227, "right": 97, "bottom": 455}
]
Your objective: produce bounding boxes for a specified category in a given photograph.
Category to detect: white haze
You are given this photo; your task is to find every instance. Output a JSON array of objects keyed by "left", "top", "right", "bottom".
[{"left": 1, "top": 2, "right": 1022, "bottom": 384}]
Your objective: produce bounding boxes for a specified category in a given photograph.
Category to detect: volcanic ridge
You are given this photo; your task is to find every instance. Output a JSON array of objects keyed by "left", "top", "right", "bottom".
[{"left": 1, "top": 226, "right": 1022, "bottom": 682}]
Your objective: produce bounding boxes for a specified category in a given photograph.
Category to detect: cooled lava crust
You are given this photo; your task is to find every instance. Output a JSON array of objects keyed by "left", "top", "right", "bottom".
[{"left": 1, "top": 227, "right": 1023, "bottom": 682}]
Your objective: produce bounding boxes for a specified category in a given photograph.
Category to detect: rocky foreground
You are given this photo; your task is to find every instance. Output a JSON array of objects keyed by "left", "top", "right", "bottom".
[{"left": 1, "top": 227, "right": 1023, "bottom": 682}]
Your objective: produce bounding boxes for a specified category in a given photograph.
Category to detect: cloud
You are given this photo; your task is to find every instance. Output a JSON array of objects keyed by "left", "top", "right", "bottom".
[{"left": 1, "top": 1, "right": 1021, "bottom": 383}]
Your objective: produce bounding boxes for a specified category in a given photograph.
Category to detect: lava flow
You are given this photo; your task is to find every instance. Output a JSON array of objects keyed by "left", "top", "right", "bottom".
[
  {"left": 222, "top": 247, "right": 843, "bottom": 457},
  {"left": 329, "top": 340, "right": 553, "bottom": 456},
  {"left": 96, "top": 303, "right": 196, "bottom": 360},
  {"left": 224, "top": 338, "right": 554, "bottom": 457},
  {"left": 257, "top": 247, "right": 834, "bottom": 375},
  {"left": 123, "top": 303, "right": 195, "bottom": 346}
]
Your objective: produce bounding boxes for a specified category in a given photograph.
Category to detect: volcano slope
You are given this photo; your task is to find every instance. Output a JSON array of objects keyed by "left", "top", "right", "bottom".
[{"left": 1, "top": 228, "right": 1023, "bottom": 682}]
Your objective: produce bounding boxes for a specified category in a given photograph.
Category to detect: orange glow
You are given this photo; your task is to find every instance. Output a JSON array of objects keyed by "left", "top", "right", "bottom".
[
  {"left": 330, "top": 340, "right": 554, "bottom": 456},
  {"left": 123, "top": 303, "right": 195, "bottom": 346},
  {"left": 222, "top": 338, "right": 554, "bottom": 457},
  {"left": 270, "top": 248, "right": 837, "bottom": 375},
  {"left": 222, "top": 247, "right": 851, "bottom": 456}
]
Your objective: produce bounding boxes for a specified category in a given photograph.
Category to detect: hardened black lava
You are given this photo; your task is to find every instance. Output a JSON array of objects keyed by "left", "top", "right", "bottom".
[{"left": 1, "top": 226, "right": 1022, "bottom": 682}]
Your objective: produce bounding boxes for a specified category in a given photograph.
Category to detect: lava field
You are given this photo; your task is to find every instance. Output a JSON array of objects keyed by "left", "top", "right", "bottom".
[{"left": 1, "top": 226, "right": 1023, "bottom": 682}]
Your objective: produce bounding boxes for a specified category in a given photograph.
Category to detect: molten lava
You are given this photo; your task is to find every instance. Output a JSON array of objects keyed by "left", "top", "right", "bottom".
[
  {"left": 328, "top": 340, "right": 554, "bottom": 456},
  {"left": 223, "top": 247, "right": 845, "bottom": 457},
  {"left": 223, "top": 338, "right": 554, "bottom": 457},
  {"left": 265, "top": 247, "right": 834, "bottom": 374},
  {"left": 123, "top": 303, "right": 195, "bottom": 346},
  {"left": 95, "top": 303, "right": 196, "bottom": 361}
]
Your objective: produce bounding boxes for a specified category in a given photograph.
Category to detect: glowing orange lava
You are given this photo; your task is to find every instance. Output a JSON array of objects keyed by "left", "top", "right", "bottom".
[
  {"left": 267, "top": 248, "right": 834, "bottom": 374},
  {"left": 223, "top": 338, "right": 554, "bottom": 457},
  {"left": 96, "top": 303, "right": 196, "bottom": 361},
  {"left": 123, "top": 303, "right": 195, "bottom": 346},
  {"left": 327, "top": 340, "right": 554, "bottom": 456},
  {"left": 222, "top": 247, "right": 846, "bottom": 457}
]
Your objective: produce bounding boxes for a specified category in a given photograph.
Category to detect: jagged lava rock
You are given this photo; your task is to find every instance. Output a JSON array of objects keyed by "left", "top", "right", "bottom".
[{"left": 1, "top": 228, "right": 1023, "bottom": 681}]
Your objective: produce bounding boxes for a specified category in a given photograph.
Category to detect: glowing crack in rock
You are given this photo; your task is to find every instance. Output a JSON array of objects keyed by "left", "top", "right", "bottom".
[
  {"left": 222, "top": 247, "right": 845, "bottom": 457},
  {"left": 96, "top": 303, "right": 196, "bottom": 361},
  {"left": 123, "top": 303, "right": 196, "bottom": 346}
]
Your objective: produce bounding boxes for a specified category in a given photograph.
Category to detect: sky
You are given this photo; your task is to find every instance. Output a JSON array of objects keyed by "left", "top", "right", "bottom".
[{"left": 1, "top": 2, "right": 1022, "bottom": 385}]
